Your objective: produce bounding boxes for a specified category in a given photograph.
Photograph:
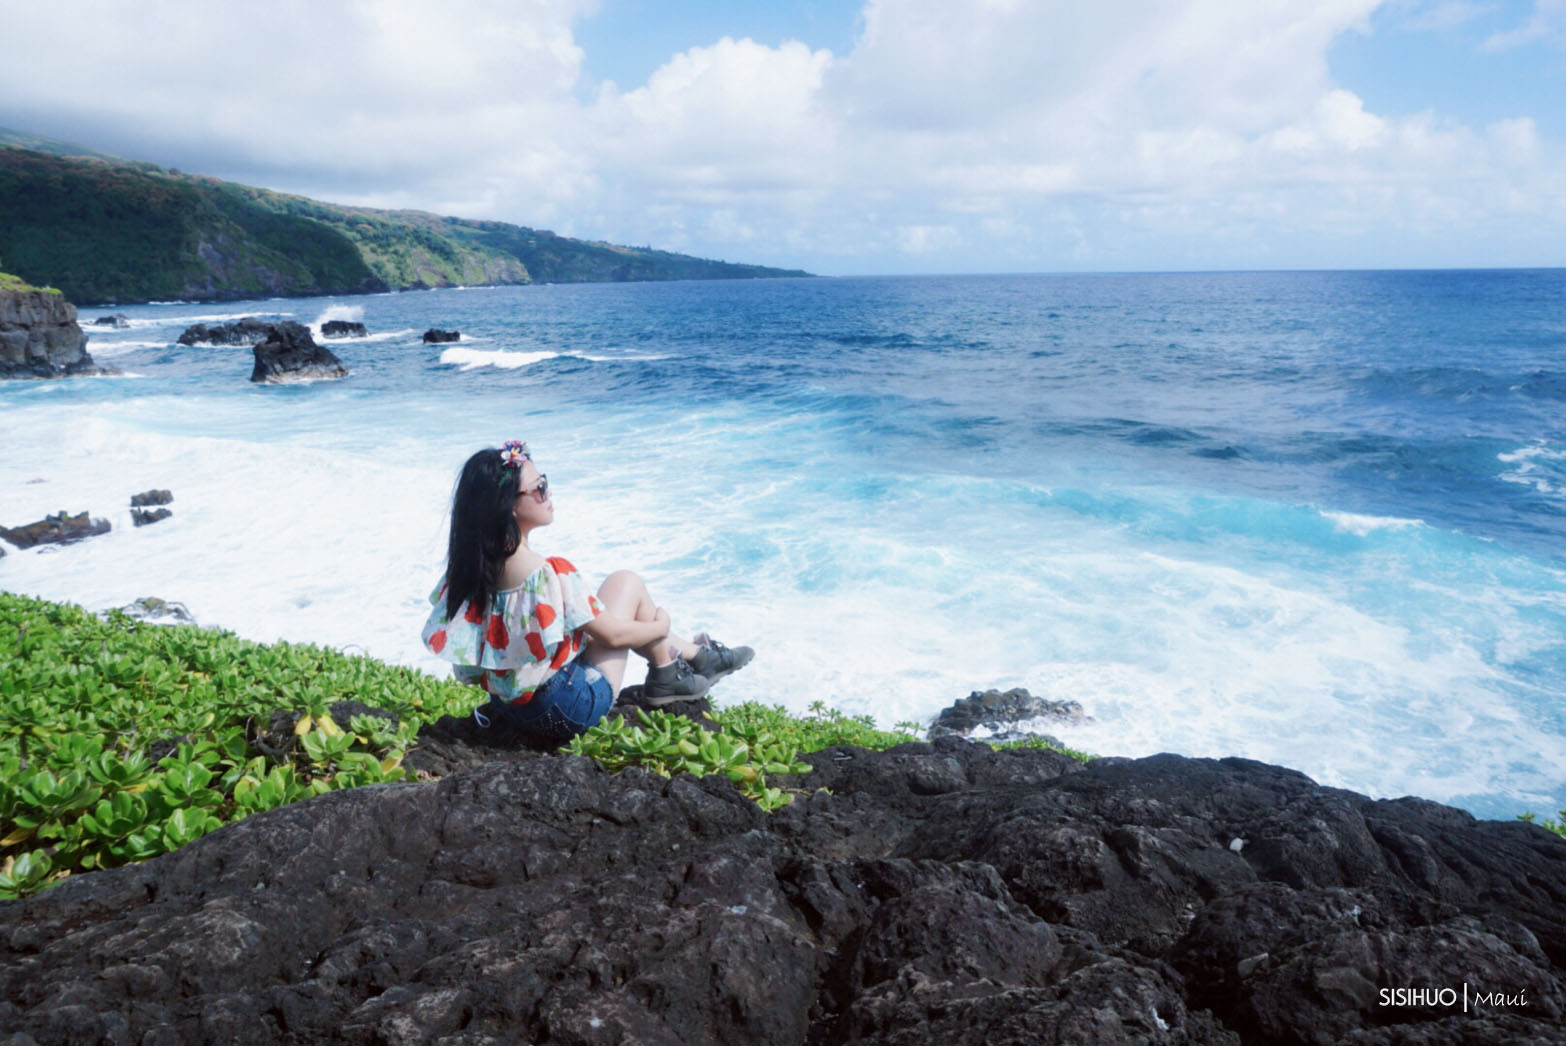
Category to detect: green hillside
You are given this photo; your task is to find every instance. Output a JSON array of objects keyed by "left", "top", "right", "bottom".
[{"left": 0, "top": 144, "right": 809, "bottom": 304}]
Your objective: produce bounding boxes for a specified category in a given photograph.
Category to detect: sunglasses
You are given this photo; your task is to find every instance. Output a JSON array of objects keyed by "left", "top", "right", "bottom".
[{"left": 518, "top": 474, "right": 549, "bottom": 503}]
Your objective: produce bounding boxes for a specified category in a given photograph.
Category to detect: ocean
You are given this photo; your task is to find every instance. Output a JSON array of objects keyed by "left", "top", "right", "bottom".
[{"left": 2, "top": 270, "right": 1563, "bottom": 820}]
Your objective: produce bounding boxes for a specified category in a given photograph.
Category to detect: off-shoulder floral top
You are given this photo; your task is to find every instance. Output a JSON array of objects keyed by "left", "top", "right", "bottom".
[{"left": 422, "top": 556, "right": 605, "bottom": 706}]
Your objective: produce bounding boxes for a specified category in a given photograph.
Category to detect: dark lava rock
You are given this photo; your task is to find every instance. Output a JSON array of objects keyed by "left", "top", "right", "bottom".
[
  {"left": 929, "top": 686, "right": 1087, "bottom": 741},
  {"left": 320, "top": 320, "right": 367, "bottom": 338},
  {"left": 0, "top": 289, "right": 105, "bottom": 378},
  {"left": 177, "top": 317, "right": 276, "bottom": 346},
  {"left": 250, "top": 321, "right": 348, "bottom": 384},
  {"left": 130, "top": 489, "right": 173, "bottom": 507},
  {"left": 0, "top": 509, "right": 109, "bottom": 549},
  {"left": 422, "top": 327, "right": 460, "bottom": 343},
  {"left": 92, "top": 314, "right": 130, "bottom": 328},
  {"left": 2, "top": 738, "right": 1562, "bottom": 1044},
  {"left": 611, "top": 684, "right": 719, "bottom": 731},
  {"left": 131, "top": 507, "right": 172, "bottom": 527},
  {"left": 115, "top": 597, "right": 196, "bottom": 624}
]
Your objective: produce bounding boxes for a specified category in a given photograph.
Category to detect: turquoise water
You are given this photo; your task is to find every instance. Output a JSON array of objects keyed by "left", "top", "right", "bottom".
[{"left": 3, "top": 271, "right": 1563, "bottom": 818}]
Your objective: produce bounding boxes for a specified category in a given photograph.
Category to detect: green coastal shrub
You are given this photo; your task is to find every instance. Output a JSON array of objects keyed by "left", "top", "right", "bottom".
[
  {"left": 0, "top": 268, "right": 49, "bottom": 293},
  {"left": 1517, "top": 810, "right": 1566, "bottom": 839},
  {"left": 562, "top": 700, "right": 1095, "bottom": 811},
  {"left": 1, "top": 590, "right": 1099, "bottom": 900},
  {"left": 990, "top": 733, "right": 1098, "bottom": 763},
  {"left": 565, "top": 707, "right": 814, "bottom": 811},
  {"left": 0, "top": 592, "right": 479, "bottom": 899}
]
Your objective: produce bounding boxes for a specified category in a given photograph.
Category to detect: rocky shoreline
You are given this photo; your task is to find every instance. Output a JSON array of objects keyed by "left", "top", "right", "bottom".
[
  {"left": 1, "top": 717, "right": 1562, "bottom": 1043},
  {"left": 0, "top": 288, "right": 106, "bottom": 379}
]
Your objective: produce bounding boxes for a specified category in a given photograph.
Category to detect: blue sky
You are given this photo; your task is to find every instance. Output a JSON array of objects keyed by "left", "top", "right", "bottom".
[
  {"left": 1330, "top": 1, "right": 1565, "bottom": 137},
  {"left": 1, "top": 0, "right": 1561, "bottom": 274}
]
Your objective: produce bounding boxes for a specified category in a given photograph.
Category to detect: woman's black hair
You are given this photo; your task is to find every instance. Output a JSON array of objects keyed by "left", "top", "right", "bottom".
[{"left": 444, "top": 448, "right": 522, "bottom": 619}]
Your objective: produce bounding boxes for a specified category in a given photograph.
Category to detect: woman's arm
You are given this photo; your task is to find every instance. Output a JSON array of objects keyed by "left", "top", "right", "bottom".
[{"left": 581, "top": 606, "right": 670, "bottom": 650}]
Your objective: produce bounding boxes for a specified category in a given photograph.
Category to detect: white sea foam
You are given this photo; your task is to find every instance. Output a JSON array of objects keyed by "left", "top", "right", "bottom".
[
  {"left": 313, "top": 304, "right": 364, "bottom": 326},
  {"left": 1497, "top": 442, "right": 1565, "bottom": 465},
  {"left": 1499, "top": 441, "right": 1565, "bottom": 496},
  {"left": 356, "top": 328, "right": 419, "bottom": 343},
  {"left": 439, "top": 346, "right": 557, "bottom": 369},
  {"left": 161, "top": 310, "right": 295, "bottom": 325},
  {"left": 5, "top": 284, "right": 1565, "bottom": 823},
  {"left": 437, "top": 346, "right": 668, "bottom": 370},
  {"left": 82, "top": 339, "right": 174, "bottom": 356},
  {"left": 1320, "top": 509, "right": 1425, "bottom": 535}
]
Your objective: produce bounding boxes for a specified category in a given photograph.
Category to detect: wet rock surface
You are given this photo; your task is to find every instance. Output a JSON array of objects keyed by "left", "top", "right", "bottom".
[
  {"left": 928, "top": 686, "right": 1088, "bottom": 742},
  {"left": 177, "top": 317, "right": 276, "bottom": 345},
  {"left": 422, "top": 327, "right": 460, "bottom": 343},
  {"left": 130, "top": 490, "right": 174, "bottom": 528},
  {"left": 0, "top": 509, "right": 110, "bottom": 549},
  {"left": 1, "top": 741, "right": 1561, "bottom": 1044},
  {"left": 250, "top": 321, "right": 349, "bottom": 384},
  {"left": 115, "top": 597, "right": 196, "bottom": 624},
  {"left": 320, "top": 320, "right": 368, "bottom": 338}
]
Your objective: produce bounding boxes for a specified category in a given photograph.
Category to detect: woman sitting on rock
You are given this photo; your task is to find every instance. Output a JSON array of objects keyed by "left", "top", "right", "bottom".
[{"left": 422, "top": 440, "right": 752, "bottom": 741}]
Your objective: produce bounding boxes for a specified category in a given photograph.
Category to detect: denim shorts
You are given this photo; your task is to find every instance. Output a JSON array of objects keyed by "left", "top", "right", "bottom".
[{"left": 485, "top": 655, "right": 613, "bottom": 741}]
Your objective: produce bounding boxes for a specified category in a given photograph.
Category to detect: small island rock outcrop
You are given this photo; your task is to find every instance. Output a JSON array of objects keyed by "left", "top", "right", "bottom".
[
  {"left": 320, "top": 319, "right": 367, "bottom": 338},
  {"left": 422, "top": 327, "right": 460, "bottom": 343},
  {"left": 0, "top": 510, "right": 110, "bottom": 549},
  {"left": 130, "top": 489, "right": 174, "bottom": 527},
  {"left": 0, "top": 289, "right": 102, "bottom": 378},
  {"left": 928, "top": 686, "right": 1088, "bottom": 742},
  {"left": 0, "top": 737, "right": 1560, "bottom": 1043},
  {"left": 177, "top": 317, "right": 276, "bottom": 346},
  {"left": 250, "top": 321, "right": 348, "bottom": 384}
]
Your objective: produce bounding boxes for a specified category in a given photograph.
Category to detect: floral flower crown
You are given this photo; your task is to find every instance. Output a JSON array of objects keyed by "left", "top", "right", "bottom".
[{"left": 497, "top": 440, "right": 530, "bottom": 484}]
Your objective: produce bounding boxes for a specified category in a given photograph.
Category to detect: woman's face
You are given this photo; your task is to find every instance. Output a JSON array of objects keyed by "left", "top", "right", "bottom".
[{"left": 511, "top": 459, "right": 554, "bottom": 530}]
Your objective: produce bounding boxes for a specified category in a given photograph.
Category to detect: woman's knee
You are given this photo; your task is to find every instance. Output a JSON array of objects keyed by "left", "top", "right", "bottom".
[
  {"left": 597, "top": 570, "right": 650, "bottom": 614},
  {"left": 601, "top": 568, "right": 642, "bottom": 587}
]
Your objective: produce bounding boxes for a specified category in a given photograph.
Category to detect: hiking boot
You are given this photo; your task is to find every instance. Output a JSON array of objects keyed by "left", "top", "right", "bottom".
[
  {"left": 643, "top": 658, "right": 711, "bottom": 706},
  {"left": 687, "top": 634, "right": 755, "bottom": 683}
]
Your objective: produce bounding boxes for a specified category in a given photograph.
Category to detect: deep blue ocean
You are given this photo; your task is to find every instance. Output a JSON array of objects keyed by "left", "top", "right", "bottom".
[{"left": 3, "top": 270, "right": 1563, "bottom": 819}]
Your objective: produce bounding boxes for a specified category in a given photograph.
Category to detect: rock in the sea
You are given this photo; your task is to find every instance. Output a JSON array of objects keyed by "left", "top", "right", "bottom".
[
  {"left": 249, "top": 321, "right": 348, "bottom": 384},
  {"left": 130, "top": 488, "right": 174, "bottom": 507},
  {"left": 0, "top": 509, "right": 110, "bottom": 549},
  {"left": 92, "top": 314, "right": 130, "bottom": 328},
  {"left": 320, "top": 319, "right": 367, "bottom": 338},
  {"left": 1, "top": 739, "right": 1561, "bottom": 1044},
  {"left": 131, "top": 507, "right": 172, "bottom": 527},
  {"left": 422, "top": 327, "right": 460, "bottom": 343},
  {"left": 928, "top": 686, "right": 1087, "bottom": 740},
  {"left": 116, "top": 596, "right": 195, "bottom": 624},
  {"left": 176, "top": 317, "right": 276, "bottom": 346},
  {"left": 0, "top": 289, "right": 103, "bottom": 378}
]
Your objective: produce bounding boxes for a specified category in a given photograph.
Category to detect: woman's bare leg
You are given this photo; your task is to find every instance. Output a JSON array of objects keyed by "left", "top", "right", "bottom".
[{"left": 583, "top": 569, "right": 698, "bottom": 696}]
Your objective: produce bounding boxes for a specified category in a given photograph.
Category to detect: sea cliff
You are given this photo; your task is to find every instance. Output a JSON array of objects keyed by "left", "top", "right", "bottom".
[
  {"left": 0, "top": 145, "right": 811, "bottom": 305},
  {"left": 0, "top": 283, "right": 99, "bottom": 378}
]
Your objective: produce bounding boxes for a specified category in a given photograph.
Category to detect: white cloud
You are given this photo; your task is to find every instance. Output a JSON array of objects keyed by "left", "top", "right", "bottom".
[
  {"left": 0, "top": 0, "right": 1560, "bottom": 272},
  {"left": 1483, "top": 0, "right": 1566, "bottom": 49}
]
